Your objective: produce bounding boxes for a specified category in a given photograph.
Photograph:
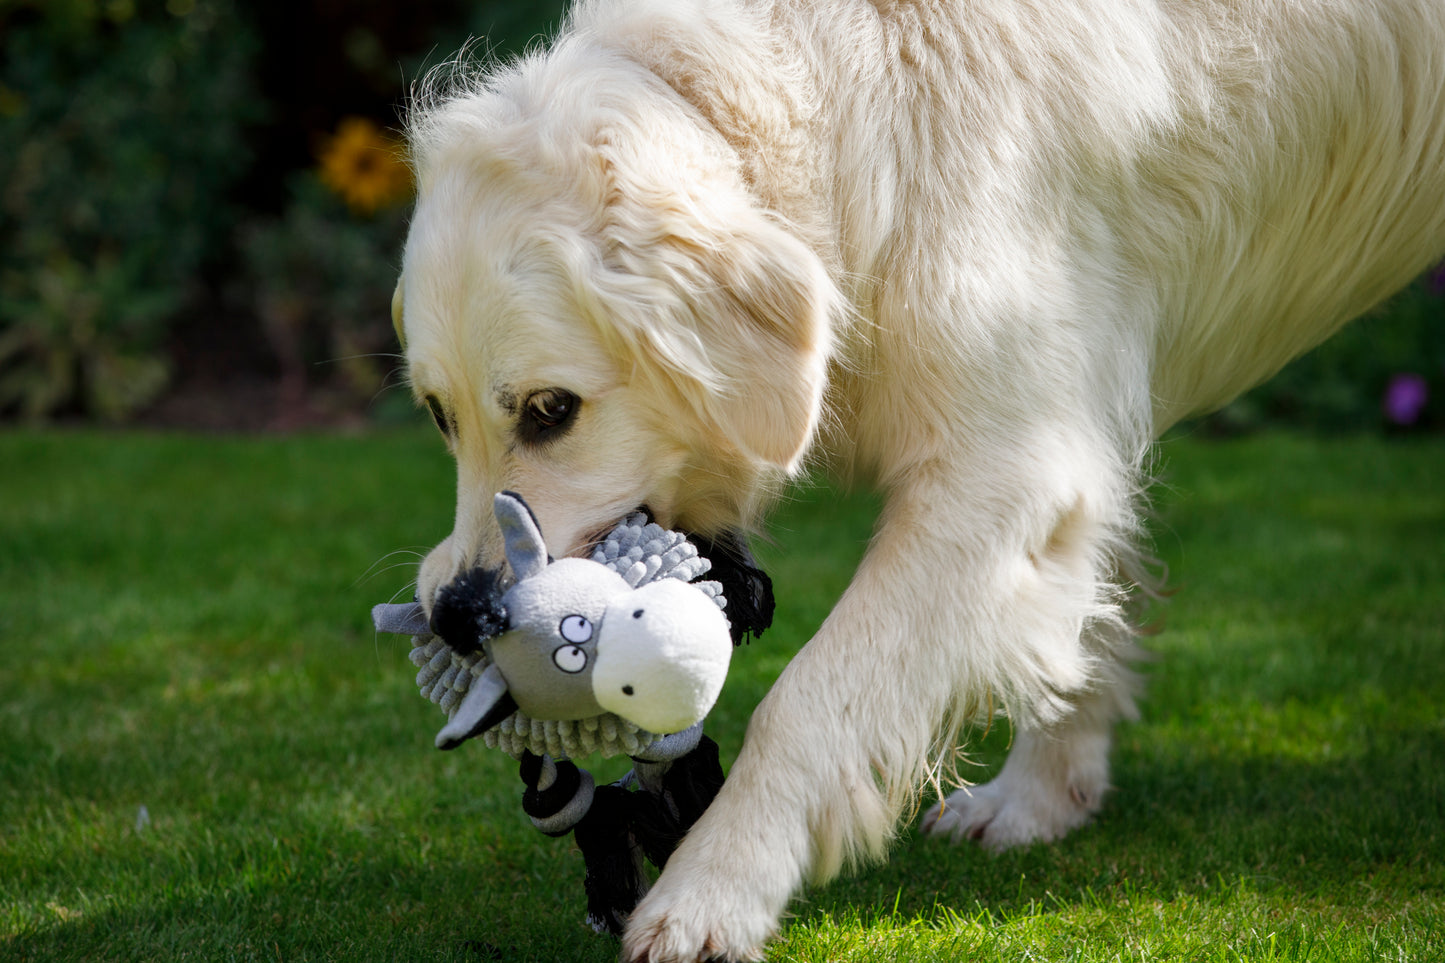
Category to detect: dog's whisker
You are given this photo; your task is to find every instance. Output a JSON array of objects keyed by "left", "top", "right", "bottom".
[
  {"left": 368, "top": 370, "right": 414, "bottom": 409},
  {"left": 315, "top": 352, "right": 407, "bottom": 367},
  {"left": 361, "top": 560, "right": 428, "bottom": 586},
  {"left": 354, "top": 549, "right": 429, "bottom": 589},
  {"left": 386, "top": 578, "right": 421, "bottom": 606}
]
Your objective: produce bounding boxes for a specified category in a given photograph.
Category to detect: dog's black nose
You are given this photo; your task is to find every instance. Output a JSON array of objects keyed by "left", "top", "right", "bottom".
[{"left": 429, "top": 566, "right": 509, "bottom": 654}]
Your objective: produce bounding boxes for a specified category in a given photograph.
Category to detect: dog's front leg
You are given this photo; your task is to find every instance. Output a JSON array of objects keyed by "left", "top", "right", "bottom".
[{"left": 622, "top": 460, "right": 1121, "bottom": 962}]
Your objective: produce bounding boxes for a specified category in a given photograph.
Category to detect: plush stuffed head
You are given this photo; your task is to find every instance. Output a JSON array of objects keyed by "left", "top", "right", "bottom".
[
  {"left": 431, "top": 492, "right": 732, "bottom": 750},
  {"left": 591, "top": 576, "right": 732, "bottom": 732}
]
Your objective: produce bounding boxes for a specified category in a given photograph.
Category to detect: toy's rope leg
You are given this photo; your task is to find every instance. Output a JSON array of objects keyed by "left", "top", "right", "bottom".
[
  {"left": 515, "top": 736, "right": 726, "bottom": 937},
  {"left": 518, "top": 751, "right": 594, "bottom": 836},
  {"left": 574, "top": 732, "right": 725, "bottom": 939},
  {"left": 628, "top": 734, "right": 725, "bottom": 870},
  {"left": 517, "top": 751, "right": 646, "bottom": 936},
  {"left": 573, "top": 784, "right": 649, "bottom": 936}
]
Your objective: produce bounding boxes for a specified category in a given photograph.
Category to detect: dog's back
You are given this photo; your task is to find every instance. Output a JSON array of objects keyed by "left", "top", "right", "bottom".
[
  {"left": 814, "top": 0, "right": 1445, "bottom": 430},
  {"left": 1129, "top": 0, "right": 1445, "bottom": 426}
]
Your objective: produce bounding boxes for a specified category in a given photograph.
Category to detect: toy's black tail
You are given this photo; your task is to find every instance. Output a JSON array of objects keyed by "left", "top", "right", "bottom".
[{"left": 429, "top": 565, "right": 509, "bottom": 654}]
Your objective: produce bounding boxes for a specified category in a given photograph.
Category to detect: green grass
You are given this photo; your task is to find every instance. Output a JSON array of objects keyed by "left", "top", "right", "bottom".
[{"left": 1, "top": 428, "right": 1441, "bottom": 962}]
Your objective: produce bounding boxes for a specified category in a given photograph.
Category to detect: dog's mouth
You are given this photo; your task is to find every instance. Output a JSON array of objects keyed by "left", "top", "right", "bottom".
[
  {"left": 573, "top": 505, "right": 658, "bottom": 559},
  {"left": 574, "top": 524, "right": 619, "bottom": 559}
]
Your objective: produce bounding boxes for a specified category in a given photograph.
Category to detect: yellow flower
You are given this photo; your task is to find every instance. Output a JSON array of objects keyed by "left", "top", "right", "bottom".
[{"left": 317, "top": 117, "right": 412, "bottom": 214}]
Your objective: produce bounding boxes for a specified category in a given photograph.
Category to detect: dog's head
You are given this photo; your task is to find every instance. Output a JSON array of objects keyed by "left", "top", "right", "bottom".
[{"left": 397, "top": 49, "right": 840, "bottom": 615}]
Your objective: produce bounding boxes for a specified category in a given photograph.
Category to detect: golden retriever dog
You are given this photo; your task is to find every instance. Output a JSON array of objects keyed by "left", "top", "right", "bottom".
[{"left": 392, "top": 0, "right": 1445, "bottom": 959}]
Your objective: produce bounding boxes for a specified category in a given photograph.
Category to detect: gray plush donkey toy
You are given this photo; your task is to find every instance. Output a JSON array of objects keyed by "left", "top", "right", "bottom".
[{"left": 372, "top": 491, "right": 773, "bottom": 936}]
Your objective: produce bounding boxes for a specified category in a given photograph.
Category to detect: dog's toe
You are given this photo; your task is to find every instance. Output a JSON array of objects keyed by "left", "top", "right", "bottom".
[
  {"left": 622, "top": 890, "right": 770, "bottom": 963},
  {"left": 620, "top": 845, "right": 778, "bottom": 963},
  {"left": 922, "top": 783, "right": 1007, "bottom": 849},
  {"left": 923, "top": 771, "right": 1101, "bottom": 853}
]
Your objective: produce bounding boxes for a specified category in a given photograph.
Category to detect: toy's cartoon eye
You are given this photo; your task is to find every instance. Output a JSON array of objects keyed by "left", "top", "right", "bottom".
[
  {"left": 553, "top": 645, "right": 588, "bottom": 674},
  {"left": 559, "top": 614, "right": 593, "bottom": 644}
]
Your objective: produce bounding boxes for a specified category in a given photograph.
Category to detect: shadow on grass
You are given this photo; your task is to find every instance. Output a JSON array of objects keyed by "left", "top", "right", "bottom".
[{"left": 799, "top": 719, "right": 1444, "bottom": 929}]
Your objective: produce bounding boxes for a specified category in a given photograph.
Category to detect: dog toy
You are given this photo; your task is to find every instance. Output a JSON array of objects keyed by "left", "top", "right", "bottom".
[{"left": 372, "top": 491, "right": 772, "bottom": 934}]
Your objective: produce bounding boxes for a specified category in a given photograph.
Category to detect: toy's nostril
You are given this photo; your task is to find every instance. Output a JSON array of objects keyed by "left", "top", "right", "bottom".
[
  {"left": 622, "top": 685, "right": 634, "bottom": 696},
  {"left": 633, "top": 609, "right": 644, "bottom": 618}
]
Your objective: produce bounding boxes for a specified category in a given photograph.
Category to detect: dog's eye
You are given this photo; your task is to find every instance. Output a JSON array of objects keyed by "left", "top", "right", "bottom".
[
  {"left": 519, "top": 388, "right": 578, "bottom": 442},
  {"left": 527, "top": 389, "right": 576, "bottom": 427},
  {"left": 424, "top": 395, "right": 451, "bottom": 437}
]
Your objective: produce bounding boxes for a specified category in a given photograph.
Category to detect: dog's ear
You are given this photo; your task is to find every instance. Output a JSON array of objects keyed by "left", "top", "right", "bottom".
[
  {"left": 682, "top": 224, "right": 834, "bottom": 473},
  {"left": 595, "top": 184, "right": 838, "bottom": 474}
]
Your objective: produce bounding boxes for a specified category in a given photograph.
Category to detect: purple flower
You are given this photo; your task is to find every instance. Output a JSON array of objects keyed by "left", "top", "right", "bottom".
[{"left": 1383, "top": 373, "right": 1429, "bottom": 425}]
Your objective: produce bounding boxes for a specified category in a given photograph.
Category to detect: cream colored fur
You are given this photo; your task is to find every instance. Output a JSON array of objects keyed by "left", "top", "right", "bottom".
[{"left": 396, "top": 1, "right": 1445, "bottom": 959}]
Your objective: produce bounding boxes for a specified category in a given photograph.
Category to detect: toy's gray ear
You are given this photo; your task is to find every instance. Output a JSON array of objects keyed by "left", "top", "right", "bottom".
[{"left": 495, "top": 491, "right": 550, "bottom": 581}]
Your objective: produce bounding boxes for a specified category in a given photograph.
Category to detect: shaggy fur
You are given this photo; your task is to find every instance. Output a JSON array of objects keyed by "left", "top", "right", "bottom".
[{"left": 395, "top": 1, "right": 1445, "bottom": 959}]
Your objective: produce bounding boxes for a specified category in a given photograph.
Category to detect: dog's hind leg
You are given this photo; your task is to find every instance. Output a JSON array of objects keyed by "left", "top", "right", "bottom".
[{"left": 922, "top": 632, "right": 1142, "bottom": 851}]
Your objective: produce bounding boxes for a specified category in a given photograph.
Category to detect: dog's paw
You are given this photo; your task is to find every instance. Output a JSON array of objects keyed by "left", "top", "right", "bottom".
[
  {"left": 921, "top": 768, "right": 1104, "bottom": 852},
  {"left": 620, "top": 816, "right": 787, "bottom": 963},
  {"left": 620, "top": 878, "right": 775, "bottom": 963}
]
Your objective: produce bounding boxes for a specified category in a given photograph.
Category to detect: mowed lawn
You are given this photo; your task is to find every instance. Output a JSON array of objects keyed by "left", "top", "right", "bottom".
[{"left": 1, "top": 428, "right": 1441, "bottom": 962}]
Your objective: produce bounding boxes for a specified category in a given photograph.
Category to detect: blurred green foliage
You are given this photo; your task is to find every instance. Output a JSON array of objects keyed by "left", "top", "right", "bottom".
[
  {"left": 239, "top": 172, "right": 411, "bottom": 414},
  {"left": 0, "top": 0, "right": 258, "bottom": 420},
  {"left": 0, "top": 0, "right": 566, "bottom": 425}
]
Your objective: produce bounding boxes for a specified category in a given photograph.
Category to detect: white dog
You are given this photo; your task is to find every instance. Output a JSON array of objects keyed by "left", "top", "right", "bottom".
[{"left": 393, "top": 0, "right": 1445, "bottom": 959}]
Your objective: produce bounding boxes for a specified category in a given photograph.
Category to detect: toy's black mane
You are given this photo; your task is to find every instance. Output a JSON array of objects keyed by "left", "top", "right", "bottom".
[{"left": 685, "top": 529, "right": 774, "bottom": 645}]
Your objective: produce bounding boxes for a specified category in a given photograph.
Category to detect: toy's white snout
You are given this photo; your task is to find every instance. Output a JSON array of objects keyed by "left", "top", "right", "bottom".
[{"left": 592, "top": 579, "right": 732, "bottom": 735}]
